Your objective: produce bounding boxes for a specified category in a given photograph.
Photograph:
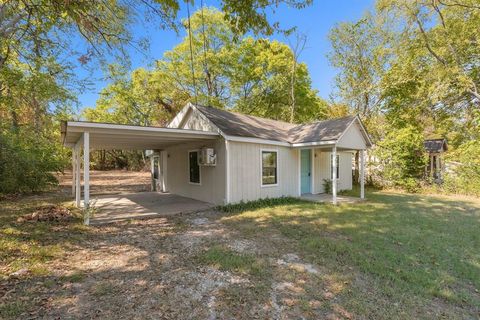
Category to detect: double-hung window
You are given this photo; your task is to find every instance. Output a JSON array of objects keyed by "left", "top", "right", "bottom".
[
  {"left": 189, "top": 151, "right": 200, "bottom": 184},
  {"left": 262, "top": 150, "right": 278, "bottom": 186},
  {"left": 330, "top": 154, "right": 340, "bottom": 180}
]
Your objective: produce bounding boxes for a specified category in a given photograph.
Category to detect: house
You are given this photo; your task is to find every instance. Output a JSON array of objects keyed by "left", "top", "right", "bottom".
[
  {"left": 424, "top": 138, "right": 448, "bottom": 181},
  {"left": 61, "top": 103, "right": 372, "bottom": 209}
]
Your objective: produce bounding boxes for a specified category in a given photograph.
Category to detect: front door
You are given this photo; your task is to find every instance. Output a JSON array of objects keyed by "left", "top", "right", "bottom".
[{"left": 301, "top": 149, "right": 311, "bottom": 194}]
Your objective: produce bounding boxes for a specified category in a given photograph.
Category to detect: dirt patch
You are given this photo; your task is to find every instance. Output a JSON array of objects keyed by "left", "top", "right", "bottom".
[
  {"left": 57, "top": 170, "right": 151, "bottom": 195},
  {"left": 16, "top": 205, "right": 72, "bottom": 223}
]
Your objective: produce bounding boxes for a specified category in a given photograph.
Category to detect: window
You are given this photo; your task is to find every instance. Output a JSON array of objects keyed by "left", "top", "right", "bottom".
[
  {"left": 262, "top": 151, "right": 278, "bottom": 185},
  {"left": 189, "top": 151, "right": 200, "bottom": 184},
  {"left": 331, "top": 154, "right": 340, "bottom": 180}
]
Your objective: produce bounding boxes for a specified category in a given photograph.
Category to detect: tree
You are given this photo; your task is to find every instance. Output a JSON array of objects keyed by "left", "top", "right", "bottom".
[
  {"left": 0, "top": 1, "right": 312, "bottom": 193},
  {"left": 91, "top": 8, "right": 326, "bottom": 125},
  {"left": 374, "top": 126, "right": 427, "bottom": 192}
]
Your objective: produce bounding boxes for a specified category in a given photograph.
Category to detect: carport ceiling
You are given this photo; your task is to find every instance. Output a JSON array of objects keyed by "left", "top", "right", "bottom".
[{"left": 61, "top": 121, "right": 220, "bottom": 150}]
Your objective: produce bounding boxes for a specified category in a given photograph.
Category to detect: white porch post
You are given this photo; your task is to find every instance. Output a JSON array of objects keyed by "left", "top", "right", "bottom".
[
  {"left": 71, "top": 148, "right": 76, "bottom": 197},
  {"left": 360, "top": 149, "right": 365, "bottom": 199},
  {"left": 150, "top": 155, "right": 155, "bottom": 191},
  {"left": 83, "top": 132, "right": 90, "bottom": 210},
  {"left": 75, "top": 144, "right": 81, "bottom": 207},
  {"left": 161, "top": 150, "right": 168, "bottom": 193},
  {"left": 332, "top": 145, "right": 337, "bottom": 205}
]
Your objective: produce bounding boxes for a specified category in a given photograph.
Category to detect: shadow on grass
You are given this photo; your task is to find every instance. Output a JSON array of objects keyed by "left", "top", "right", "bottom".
[{"left": 1, "top": 190, "right": 479, "bottom": 319}]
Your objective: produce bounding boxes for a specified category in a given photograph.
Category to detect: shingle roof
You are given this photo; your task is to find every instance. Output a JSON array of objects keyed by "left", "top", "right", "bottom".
[
  {"left": 194, "top": 105, "right": 357, "bottom": 144},
  {"left": 424, "top": 139, "right": 447, "bottom": 153}
]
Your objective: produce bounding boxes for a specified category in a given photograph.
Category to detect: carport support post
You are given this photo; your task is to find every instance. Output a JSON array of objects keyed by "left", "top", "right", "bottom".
[
  {"left": 360, "top": 149, "right": 365, "bottom": 199},
  {"left": 83, "top": 132, "right": 90, "bottom": 214},
  {"left": 332, "top": 145, "right": 337, "bottom": 205},
  {"left": 71, "top": 148, "right": 76, "bottom": 197},
  {"left": 75, "top": 144, "right": 81, "bottom": 208}
]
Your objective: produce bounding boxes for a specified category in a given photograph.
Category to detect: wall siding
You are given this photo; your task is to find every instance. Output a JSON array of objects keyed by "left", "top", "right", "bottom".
[
  {"left": 165, "top": 139, "right": 226, "bottom": 205},
  {"left": 313, "top": 150, "right": 353, "bottom": 193},
  {"left": 337, "top": 122, "right": 367, "bottom": 150},
  {"left": 228, "top": 141, "right": 299, "bottom": 203}
]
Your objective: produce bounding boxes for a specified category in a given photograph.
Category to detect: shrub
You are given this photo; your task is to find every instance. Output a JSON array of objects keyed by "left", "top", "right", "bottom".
[
  {"left": 322, "top": 178, "right": 332, "bottom": 194},
  {"left": 0, "top": 129, "right": 68, "bottom": 194},
  {"left": 373, "top": 126, "right": 427, "bottom": 192},
  {"left": 218, "top": 197, "right": 302, "bottom": 214},
  {"left": 441, "top": 140, "right": 480, "bottom": 197}
]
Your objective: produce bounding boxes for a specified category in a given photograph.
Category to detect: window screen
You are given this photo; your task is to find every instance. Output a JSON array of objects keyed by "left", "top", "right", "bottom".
[{"left": 262, "top": 151, "right": 277, "bottom": 185}]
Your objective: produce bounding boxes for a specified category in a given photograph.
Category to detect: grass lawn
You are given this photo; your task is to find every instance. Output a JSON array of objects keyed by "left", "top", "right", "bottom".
[
  {"left": 0, "top": 188, "right": 479, "bottom": 319},
  {"left": 219, "top": 189, "right": 480, "bottom": 318}
]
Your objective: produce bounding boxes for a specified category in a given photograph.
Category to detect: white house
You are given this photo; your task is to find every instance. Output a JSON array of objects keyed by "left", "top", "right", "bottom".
[{"left": 62, "top": 103, "right": 372, "bottom": 208}]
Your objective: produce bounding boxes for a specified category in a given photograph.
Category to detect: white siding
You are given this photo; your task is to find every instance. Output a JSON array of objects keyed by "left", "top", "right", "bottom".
[
  {"left": 313, "top": 150, "right": 353, "bottom": 193},
  {"left": 337, "top": 122, "right": 367, "bottom": 150},
  {"left": 165, "top": 139, "right": 226, "bottom": 205},
  {"left": 228, "top": 141, "right": 299, "bottom": 203}
]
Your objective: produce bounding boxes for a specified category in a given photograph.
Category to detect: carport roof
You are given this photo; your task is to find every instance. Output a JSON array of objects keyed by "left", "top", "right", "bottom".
[{"left": 61, "top": 121, "right": 219, "bottom": 150}]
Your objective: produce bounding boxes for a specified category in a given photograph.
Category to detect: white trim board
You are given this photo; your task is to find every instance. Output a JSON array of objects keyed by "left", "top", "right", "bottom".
[{"left": 260, "top": 148, "right": 279, "bottom": 188}]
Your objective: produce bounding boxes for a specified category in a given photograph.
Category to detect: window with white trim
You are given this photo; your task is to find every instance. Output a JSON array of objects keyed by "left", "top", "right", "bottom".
[
  {"left": 262, "top": 151, "right": 277, "bottom": 185},
  {"left": 189, "top": 151, "right": 200, "bottom": 184},
  {"left": 331, "top": 154, "right": 339, "bottom": 180}
]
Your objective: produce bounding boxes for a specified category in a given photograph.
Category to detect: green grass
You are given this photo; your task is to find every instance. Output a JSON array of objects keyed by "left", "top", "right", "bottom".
[
  {"left": 197, "top": 246, "right": 268, "bottom": 277},
  {"left": 221, "top": 189, "right": 480, "bottom": 318}
]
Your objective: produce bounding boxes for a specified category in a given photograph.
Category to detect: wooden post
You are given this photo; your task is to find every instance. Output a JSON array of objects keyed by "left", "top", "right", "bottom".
[
  {"left": 360, "top": 149, "right": 365, "bottom": 199},
  {"left": 332, "top": 146, "right": 337, "bottom": 205},
  {"left": 75, "top": 144, "right": 81, "bottom": 208},
  {"left": 83, "top": 132, "right": 90, "bottom": 212}
]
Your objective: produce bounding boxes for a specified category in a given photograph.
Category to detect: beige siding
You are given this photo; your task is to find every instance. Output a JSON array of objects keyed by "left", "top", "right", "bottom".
[
  {"left": 165, "top": 139, "right": 226, "bottom": 205},
  {"left": 228, "top": 141, "right": 299, "bottom": 203},
  {"left": 180, "top": 108, "right": 218, "bottom": 132},
  {"left": 313, "top": 150, "right": 353, "bottom": 193},
  {"left": 337, "top": 122, "right": 367, "bottom": 150},
  {"left": 168, "top": 105, "right": 218, "bottom": 132}
]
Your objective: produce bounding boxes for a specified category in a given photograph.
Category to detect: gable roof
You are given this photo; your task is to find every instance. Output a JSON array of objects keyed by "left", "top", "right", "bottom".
[
  {"left": 193, "top": 104, "right": 371, "bottom": 146},
  {"left": 424, "top": 138, "right": 447, "bottom": 153}
]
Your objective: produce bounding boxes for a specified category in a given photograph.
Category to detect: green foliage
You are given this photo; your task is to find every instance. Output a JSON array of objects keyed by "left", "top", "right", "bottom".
[
  {"left": 83, "top": 8, "right": 326, "bottom": 170},
  {"left": 374, "top": 126, "right": 427, "bottom": 192},
  {"left": 217, "top": 197, "right": 303, "bottom": 214},
  {"left": 441, "top": 141, "right": 480, "bottom": 197},
  {"left": 322, "top": 178, "right": 332, "bottom": 194},
  {"left": 0, "top": 128, "right": 67, "bottom": 194},
  {"left": 87, "top": 8, "right": 326, "bottom": 125}
]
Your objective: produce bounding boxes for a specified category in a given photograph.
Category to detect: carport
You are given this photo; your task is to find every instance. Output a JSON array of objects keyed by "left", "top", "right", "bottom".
[{"left": 61, "top": 121, "right": 219, "bottom": 224}]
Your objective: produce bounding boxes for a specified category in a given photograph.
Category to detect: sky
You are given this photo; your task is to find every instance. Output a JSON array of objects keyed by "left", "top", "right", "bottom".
[{"left": 75, "top": 0, "right": 375, "bottom": 110}]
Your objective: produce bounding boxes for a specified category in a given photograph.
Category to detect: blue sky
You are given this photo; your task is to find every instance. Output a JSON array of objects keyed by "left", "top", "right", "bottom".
[{"left": 75, "top": 0, "right": 374, "bottom": 110}]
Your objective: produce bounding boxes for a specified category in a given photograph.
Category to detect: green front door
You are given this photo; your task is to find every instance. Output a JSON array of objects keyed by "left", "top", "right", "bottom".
[{"left": 301, "top": 149, "right": 311, "bottom": 194}]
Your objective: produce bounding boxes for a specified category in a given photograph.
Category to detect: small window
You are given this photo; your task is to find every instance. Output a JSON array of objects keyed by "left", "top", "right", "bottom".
[
  {"left": 189, "top": 151, "right": 200, "bottom": 184},
  {"left": 331, "top": 154, "right": 340, "bottom": 180},
  {"left": 262, "top": 151, "right": 278, "bottom": 185}
]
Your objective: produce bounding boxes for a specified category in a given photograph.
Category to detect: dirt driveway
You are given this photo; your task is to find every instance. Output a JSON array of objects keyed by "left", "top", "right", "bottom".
[{"left": 6, "top": 209, "right": 332, "bottom": 319}]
